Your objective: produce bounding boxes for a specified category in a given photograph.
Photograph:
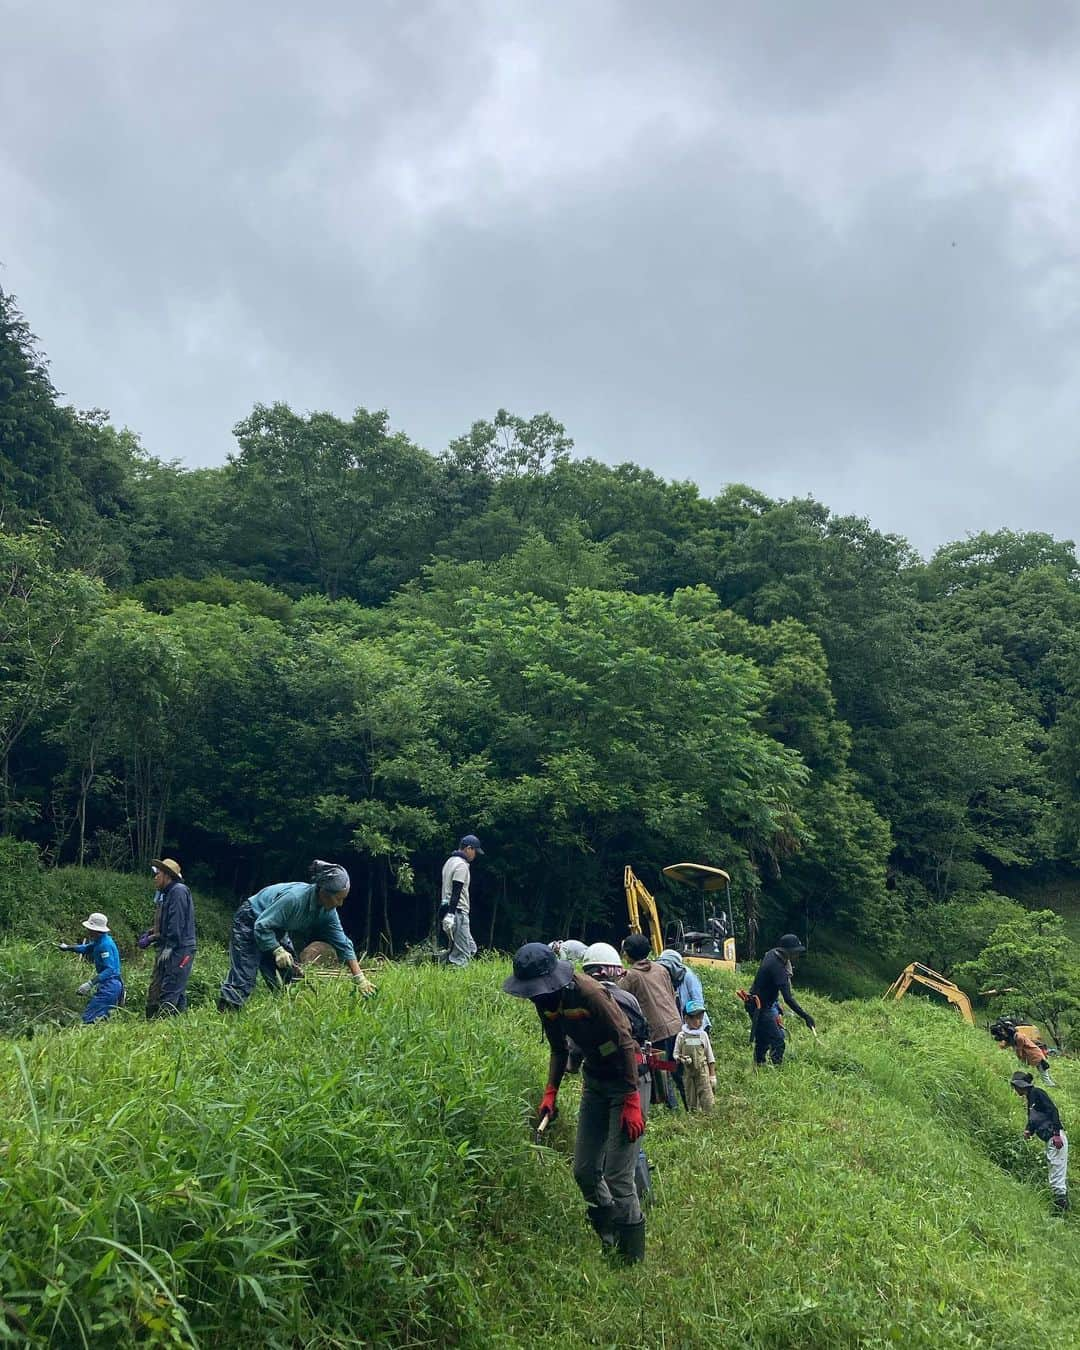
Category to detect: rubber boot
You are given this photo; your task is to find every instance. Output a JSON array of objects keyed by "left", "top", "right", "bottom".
[
  {"left": 1053, "top": 1192, "right": 1069, "bottom": 1213},
  {"left": 615, "top": 1217, "right": 646, "bottom": 1265},
  {"left": 586, "top": 1204, "right": 617, "bottom": 1249}
]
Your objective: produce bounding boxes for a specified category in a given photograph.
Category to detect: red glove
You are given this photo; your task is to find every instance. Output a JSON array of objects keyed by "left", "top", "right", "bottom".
[
  {"left": 538, "top": 1084, "right": 559, "bottom": 1123},
  {"left": 621, "top": 1090, "right": 645, "bottom": 1141},
  {"left": 1052, "top": 1133, "right": 1065, "bottom": 1150}
]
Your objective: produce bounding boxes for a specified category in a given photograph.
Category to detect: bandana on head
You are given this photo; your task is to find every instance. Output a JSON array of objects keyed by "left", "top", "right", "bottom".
[{"left": 311, "top": 859, "right": 350, "bottom": 894}]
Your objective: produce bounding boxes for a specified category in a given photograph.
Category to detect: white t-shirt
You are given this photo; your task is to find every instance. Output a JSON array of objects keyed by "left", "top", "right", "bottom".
[{"left": 441, "top": 853, "right": 471, "bottom": 914}]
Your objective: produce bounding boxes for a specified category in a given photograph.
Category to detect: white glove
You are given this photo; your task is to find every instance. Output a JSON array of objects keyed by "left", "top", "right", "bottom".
[
  {"left": 273, "top": 945, "right": 294, "bottom": 971},
  {"left": 352, "top": 973, "right": 377, "bottom": 998},
  {"left": 441, "top": 912, "right": 456, "bottom": 936},
  {"left": 77, "top": 981, "right": 93, "bottom": 995}
]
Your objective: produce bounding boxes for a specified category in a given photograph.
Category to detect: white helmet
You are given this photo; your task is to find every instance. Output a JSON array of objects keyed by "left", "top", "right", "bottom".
[{"left": 582, "top": 942, "right": 623, "bottom": 972}]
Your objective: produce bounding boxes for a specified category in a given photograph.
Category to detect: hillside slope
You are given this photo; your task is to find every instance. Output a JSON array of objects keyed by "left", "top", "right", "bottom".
[{"left": 0, "top": 956, "right": 1076, "bottom": 1348}]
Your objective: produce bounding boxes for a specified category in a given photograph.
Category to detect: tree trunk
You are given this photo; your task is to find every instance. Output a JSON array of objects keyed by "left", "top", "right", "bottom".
[{"left": 380, "top": 866, "right": 392, "bottom": 954}]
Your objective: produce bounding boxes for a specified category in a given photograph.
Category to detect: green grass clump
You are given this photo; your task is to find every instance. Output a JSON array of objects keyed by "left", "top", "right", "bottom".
[{"left": 0, "top": 956, "right": 1077, "bottom": 1347}]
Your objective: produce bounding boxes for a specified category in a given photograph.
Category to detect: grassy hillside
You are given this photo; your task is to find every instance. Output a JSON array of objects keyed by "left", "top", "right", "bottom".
[{"left": 0, "top": 955, "right": 1076, "bottom": 1347}]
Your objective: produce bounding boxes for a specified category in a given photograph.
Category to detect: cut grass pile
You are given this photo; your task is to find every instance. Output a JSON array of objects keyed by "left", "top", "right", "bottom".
[{"left": 0, "top": 955, "right": 1077, "bottom": 1347}]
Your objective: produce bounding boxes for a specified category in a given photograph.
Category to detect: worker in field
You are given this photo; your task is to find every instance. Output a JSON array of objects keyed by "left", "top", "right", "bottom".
[
  {"left": 438, "top": 834, "right": 483, "bottom": 968},
  {"left": 581, "top": 941, "right": 653, "bottom": 1202},
  {"left": 504, "top": 943, "right": 647, "bottom": 1263},
  {"left": 1011, "top": 1070, "right": 1069, "bottom": 1211},
  {"left": 144, "top": 858, "right": 197, "bottom": 1018},
  {"left": 58, "top": 912, "right": 125, "bottom": 1023},
  {"left": 992, "top": 1019, "right": 1056, "bottom": 1087},
  {"left": 674, "top": 999, "right": 716, "bottom": 1112},
  {"left": 620, "top": 933, "right": 682, "bottom": 1109},
  {"left": 744, "top": 934, "right": 816, "bottom": 1066},
  {"left": 218, "top": 860, "right": 375, "bottom": 1010}
]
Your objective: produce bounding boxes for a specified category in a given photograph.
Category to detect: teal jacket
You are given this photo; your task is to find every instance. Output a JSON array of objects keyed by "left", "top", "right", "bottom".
[{"left": 247, "top": 882, "right": 356, "bottom": 963}]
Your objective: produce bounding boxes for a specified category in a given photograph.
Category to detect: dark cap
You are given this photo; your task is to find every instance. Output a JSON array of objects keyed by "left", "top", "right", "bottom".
[
  {"left": 1010, "top": 1071, "right": 1034, "bottom": 1091},
  {"left": 459, "top": 834, "right": 484, "bottom": 855},
  {"left": 777, "top": 934, "right": 806, "bottom": 953},
  {"left": 503, "top": 943, "right": 574, "bottom": 999}
]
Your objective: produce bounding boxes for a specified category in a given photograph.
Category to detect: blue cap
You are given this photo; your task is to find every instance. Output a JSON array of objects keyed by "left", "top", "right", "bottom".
[
  {"left": 460, "top": 834, "right": 484, "bottom": 855},
  {"left": 684, "top": 999, "right": 706, "bottom": 1016}
]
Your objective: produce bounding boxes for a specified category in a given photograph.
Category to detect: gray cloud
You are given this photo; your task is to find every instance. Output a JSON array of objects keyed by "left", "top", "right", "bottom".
[{"left": 3, "top": 0, "right": 1080, "bottom": 553}]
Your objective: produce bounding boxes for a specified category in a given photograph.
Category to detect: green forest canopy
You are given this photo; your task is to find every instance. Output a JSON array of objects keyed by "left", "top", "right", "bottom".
[{"left": 4, "top": 282, "right": 1080, "bottom": 960}]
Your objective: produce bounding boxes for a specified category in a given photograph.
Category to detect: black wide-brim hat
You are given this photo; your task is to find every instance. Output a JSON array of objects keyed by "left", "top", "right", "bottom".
[{"left": 503, "top": 942, "right": 575, "bottom": 998}]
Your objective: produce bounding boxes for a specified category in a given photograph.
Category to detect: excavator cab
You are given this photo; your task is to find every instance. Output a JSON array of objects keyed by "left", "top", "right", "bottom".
[{"left": 624, "top": 864, "right": 737, "bottom": 972}]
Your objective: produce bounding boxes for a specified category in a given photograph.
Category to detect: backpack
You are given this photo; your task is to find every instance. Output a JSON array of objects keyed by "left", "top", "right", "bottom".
[{"left": 602, "top": 982, "right": 651, "bottom": 1047}]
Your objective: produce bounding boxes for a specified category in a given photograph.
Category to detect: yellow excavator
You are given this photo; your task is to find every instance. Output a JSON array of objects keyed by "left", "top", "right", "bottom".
[
  {"left": 624, "top": 864, "right": 737, "bottom": 972},
  {"left": 884, "top": 962, "right": 976, "bottom": 1023},
  {"left": 885, "top": 963, "right": 1049, "bottom": 1047}
]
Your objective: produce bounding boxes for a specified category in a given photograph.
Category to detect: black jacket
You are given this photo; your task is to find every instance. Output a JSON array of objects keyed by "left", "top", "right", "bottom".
[
  {"left": 1026, "top": 1087, "right": 1063, "bottom": 1142},
  {"left": 749, "top": 949, "right": 811, "bottom": 1022}
]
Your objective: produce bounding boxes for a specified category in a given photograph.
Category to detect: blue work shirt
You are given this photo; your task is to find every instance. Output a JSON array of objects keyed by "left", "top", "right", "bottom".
[
  {"left": 247, "top": 882, "right": 356, "bottom": 963},
  {"left": 71, "top": 933, "right": 122, "bottom": 984}
]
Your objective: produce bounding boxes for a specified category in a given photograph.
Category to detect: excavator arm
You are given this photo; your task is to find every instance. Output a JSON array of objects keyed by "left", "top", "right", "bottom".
[
  {"left": 624, "top": 866, "right": 664, "bottom": 956},
  {"left": 884, "top": 962, "right": 974, "bottom": 1025}
]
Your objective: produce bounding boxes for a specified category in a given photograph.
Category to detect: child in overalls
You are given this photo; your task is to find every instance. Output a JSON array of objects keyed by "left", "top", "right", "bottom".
[{"left": 674, "top": 999, "right": 716, "bottom": 1112}]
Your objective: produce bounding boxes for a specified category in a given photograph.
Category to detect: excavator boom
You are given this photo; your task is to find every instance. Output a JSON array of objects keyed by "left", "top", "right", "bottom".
[{"left": 884, "top": 962, "right": 974, "bottom": 1025}]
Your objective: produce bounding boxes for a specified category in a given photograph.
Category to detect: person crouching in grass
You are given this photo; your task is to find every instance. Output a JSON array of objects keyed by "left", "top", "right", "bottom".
[
  {"left": 218, "top": 859, "right": 375, "bottom": 1010},
  {"left": 1011, "top": 1070, "right": 1069, "bottom": 1212}
]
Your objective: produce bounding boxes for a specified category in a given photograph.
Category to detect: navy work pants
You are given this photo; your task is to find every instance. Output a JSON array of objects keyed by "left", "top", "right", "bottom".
[
  {"left": 146, "top": 948, "right": 195, "bottom": 1018},
  {"left": 754, "top": 1005, "right": 786, "bottom": 1065},
  {"left": 219, "top": 903, "right": 300, "bottom": 1009}
]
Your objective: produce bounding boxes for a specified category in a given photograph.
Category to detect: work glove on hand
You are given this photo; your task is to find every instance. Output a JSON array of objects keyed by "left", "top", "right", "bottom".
[
  {"left": 538, "top": 1084, "right": 559, "bottom": 1124},
  {"left": 351, "top": 973, "right": 377, "bottom": 998},
  {"left": 77, "top": 981, "right": 93, "bottom": 996},
  {"left": 802, "top": 1014, "right": 816, "bottom": 1030},
  {"left": 57, "top": 943, "right": 74, "bottom": 952},
  {"left": 1052, "top": 1133, "right": 1065, "bottom": 1149},
  {"left": 621, "top": 1090, "right": 646, "bottom": 1142},
  {"left": 1024, "top": 1130, "right": 1033, "bottom": 1140},
  {"left": 709, "top": 1076, "right": 717, "bottom": 1088},
  {"left": 272, "top": 945, "right": 294, "bottom": 971},
  {"left": 441, "top": 911, "right": 456, "bottom": 937},
  {"left": 136, "top": 931, "right": 155, "bottom": 950}
]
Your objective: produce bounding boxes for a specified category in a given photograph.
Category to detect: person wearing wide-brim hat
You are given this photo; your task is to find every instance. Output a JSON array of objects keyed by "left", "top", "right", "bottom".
[
  {"left": 1011, "top": 1071, "right": 1069, "bottom": 1211},
  {"left": 745, "top": 933, "right": 816, "bottom": 1067},
  {"left": 145, "top": 858, "right": 198, "bottom": 1018},
  {"left": 58, "top": 913, "right": 125, "bottom": 1024},
  {"left": 503, "top": 942, "right": 648, "bottom": 1263}
]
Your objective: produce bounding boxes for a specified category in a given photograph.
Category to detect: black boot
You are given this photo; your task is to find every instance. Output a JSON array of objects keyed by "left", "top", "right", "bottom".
[
  {"left": 1053, "top": 1192, "right": 1069, "bottom": 1212},
  {"left": 615, "top": 1217, "right": 646, "bottom": 1264},
  {"left": 586, "top": 1205, "right": 617, "bottom": 1248}
]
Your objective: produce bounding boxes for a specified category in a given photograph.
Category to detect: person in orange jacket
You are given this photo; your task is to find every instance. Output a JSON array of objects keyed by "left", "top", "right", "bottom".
[
  {"left": 992, "top": 1019, "right": 1056, "bottom": 1086},
  {"left": 503, "top": 943, "right": 647, "bottom": 1263}
]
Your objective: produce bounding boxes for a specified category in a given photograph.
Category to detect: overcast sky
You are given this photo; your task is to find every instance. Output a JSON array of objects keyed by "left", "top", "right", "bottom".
[{"left": 3, "top": 1, "right": 1079, "bottom": 554}]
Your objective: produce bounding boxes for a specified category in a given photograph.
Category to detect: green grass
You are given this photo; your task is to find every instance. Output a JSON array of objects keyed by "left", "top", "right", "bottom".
[{"left": 0, "top": 956, "right": 1077, "bottom": 1347}]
